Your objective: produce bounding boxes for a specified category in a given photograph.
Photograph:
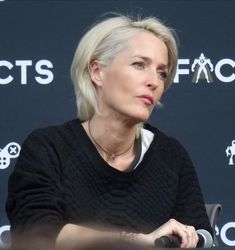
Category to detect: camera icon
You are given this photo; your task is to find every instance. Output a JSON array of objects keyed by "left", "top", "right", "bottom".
[{"left": 0, "top": 142, "right": 21, "bottom": 169}]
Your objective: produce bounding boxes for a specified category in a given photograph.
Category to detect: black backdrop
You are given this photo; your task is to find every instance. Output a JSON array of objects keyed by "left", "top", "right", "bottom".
[{"left": 0, "top": 0, "right": 235, "bottom": 247}]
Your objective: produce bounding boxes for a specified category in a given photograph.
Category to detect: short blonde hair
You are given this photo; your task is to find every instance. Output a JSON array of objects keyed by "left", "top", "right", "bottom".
[{"left": 71, "top": 14, "right": 178, "bottom": 121}]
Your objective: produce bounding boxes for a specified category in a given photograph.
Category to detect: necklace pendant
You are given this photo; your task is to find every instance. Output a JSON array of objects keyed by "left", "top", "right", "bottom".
[{"left": 110, "top": 153, "right": 116, "bottom": 161}]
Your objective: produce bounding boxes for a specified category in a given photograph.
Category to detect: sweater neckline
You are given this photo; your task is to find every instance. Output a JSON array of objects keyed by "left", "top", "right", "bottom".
[{"left": 69, "top": 119, "right": 160, "bottom": 179}]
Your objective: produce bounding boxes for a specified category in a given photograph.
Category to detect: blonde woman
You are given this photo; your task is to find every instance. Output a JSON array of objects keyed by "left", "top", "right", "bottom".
[{"left": 6, "top": 14, "right": 212, "bottom": 250}]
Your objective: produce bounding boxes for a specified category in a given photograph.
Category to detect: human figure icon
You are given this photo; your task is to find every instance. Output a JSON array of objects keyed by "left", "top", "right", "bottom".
[
  {"left": 226, "top": 140, "right": 235, "bottom": 165},
  {"left": 191, "top": 53, "right": 213, "bottom": 83}
]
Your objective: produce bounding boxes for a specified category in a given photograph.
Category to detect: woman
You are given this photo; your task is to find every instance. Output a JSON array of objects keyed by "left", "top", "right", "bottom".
[{"left": 6, "top": 14, "right": 212, "bottom": 250}]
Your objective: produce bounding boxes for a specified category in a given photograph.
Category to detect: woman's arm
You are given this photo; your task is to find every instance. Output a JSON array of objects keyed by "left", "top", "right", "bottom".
[
  {"left": 56, "top": 223, "right": 147, "bottom": 250},
  {"left": 55, "top": 219, "right": 198, "bottom": 250},
  {"left": 6, "top": 129, "right": 66, "bottom": 249},
  {"left": 171, "top": 141, "right": 213, "bottom": 235}
]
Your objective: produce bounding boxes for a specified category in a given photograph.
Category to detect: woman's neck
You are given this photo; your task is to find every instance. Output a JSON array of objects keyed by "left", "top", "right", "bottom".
[{"left": 82, "top": 115, "right": 138, "bottom": 168}]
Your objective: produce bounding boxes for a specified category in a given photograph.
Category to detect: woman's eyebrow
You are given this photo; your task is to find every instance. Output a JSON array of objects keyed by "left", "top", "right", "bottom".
[{"left": 131, "top": 55, "right": 151, "bottom": 61}]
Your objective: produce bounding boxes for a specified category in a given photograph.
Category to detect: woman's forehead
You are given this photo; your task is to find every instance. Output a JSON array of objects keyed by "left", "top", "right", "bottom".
[{"left": 116, "top": 32, "right": 168, "bottom": 64}]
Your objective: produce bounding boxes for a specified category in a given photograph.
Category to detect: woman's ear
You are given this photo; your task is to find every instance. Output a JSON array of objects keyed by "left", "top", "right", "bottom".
[{"left": 89, "top": 60, "right": 103, "bottom": 87}]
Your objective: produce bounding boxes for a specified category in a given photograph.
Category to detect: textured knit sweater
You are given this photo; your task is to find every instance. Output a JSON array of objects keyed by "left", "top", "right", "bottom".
[{"left": 6, "top": 119, "right": 212, "bottom": 242}]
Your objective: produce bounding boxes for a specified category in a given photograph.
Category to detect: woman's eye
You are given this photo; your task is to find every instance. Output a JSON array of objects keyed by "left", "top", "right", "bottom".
[
  {"left": 158, "top": 71, "right": 168, "bottom": 80},
  {"left": 132, "top": 62, "right": 145, "bottom": 70}
]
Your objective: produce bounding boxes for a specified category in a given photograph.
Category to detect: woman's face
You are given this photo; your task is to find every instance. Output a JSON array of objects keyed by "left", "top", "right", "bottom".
[{"left": 91, "top": 31, "right": 169, "bottom": 124}]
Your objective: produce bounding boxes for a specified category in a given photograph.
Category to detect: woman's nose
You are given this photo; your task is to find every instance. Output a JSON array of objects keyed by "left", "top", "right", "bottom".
[{"left": 145, "top": 71, "right": 161, "bottom": 89}]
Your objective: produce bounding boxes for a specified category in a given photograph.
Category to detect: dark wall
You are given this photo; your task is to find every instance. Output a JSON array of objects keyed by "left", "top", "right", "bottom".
[{"left": 0, "top": 0, "right": 234, "bottom": 247}]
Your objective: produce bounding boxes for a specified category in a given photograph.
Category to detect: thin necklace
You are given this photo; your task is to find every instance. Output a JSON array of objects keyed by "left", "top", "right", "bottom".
[{"left": 88, "top": 120, "right": 135, "bottom": 161}]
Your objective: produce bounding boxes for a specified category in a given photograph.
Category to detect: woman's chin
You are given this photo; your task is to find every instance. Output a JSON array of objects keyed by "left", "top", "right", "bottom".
[{"left": 129, "top": 112, "right": 151, "bottom": 124}]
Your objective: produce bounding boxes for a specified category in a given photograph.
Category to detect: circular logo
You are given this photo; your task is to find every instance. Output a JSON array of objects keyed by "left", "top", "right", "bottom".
[{"left": 0, "top": 225, "right": 11, "bottom": 248}]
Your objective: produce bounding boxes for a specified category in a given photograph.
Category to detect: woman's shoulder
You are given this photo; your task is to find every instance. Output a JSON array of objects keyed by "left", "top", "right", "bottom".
[
  {"left": 144, "top": 124, "right": 193, "bottom": 164},
  {"left": 24, "top": 119, "right": 82, "bottom": 144},
  {"left": 144, "top": 123, "right": 185, "bottom": 151},
  {"left": 12, "top": 119, "right": 86, "bottom": 174},
  {"left": 20, "top": 119, "right": 86, "bottom": 158},
  {"left": 144, "top": 123, "right": 192, "bottom": 168}
]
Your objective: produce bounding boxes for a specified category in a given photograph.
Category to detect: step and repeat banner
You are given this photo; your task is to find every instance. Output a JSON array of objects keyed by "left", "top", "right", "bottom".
[{"left": 0, "top": 0, "right": 234, "bottom": 248}]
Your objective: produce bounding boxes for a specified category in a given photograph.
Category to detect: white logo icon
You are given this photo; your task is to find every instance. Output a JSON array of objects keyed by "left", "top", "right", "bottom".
[
  {"left": 0, "top": 142, "right": 21, "bottom": 169},
  {"left": 220, "top": 222, "right": 235, "bottom": 246},
  {"left": 225, "top": 140, "right": 235, "bottom": 165},
  {"left": 191, "top": 53, "right": 214, "bottom": 83},
  {"left": 0, "top": 225, "right": 11, "bottom": 248},
  {"left": 175, "top": 56, "right": 235, "bottom": 83}
]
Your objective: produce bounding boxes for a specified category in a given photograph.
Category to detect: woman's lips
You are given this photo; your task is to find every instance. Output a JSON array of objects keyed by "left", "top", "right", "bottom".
[{"left": 138, "top": 95, "right": 154, "bottom": 105}]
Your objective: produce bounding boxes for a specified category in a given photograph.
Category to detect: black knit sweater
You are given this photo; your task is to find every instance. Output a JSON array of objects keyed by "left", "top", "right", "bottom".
[{"left": 6, "top": 119, "right": 212, "bottom": 242}]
